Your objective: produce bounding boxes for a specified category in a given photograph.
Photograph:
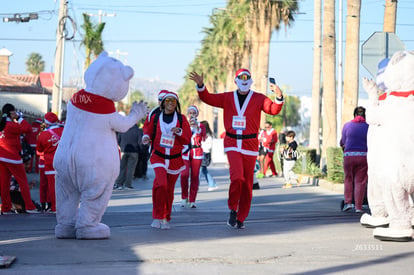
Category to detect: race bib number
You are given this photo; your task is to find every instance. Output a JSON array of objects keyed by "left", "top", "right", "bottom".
[
  {"left": 232, "top": 116, "right": 246, "bottom": 130},
  {"left": 160, "top": 134, "right": 175, "bottom": 148}
]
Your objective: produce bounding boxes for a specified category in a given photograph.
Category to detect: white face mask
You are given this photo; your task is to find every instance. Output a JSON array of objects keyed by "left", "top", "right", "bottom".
[{"left": 235, "top": 78, "right": 253, "bottom": 92}]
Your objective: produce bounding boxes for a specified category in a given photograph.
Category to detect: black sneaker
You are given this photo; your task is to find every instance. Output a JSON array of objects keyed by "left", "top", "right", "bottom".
[
  {"left": 227, "top": 210, "right": 237, "bottom": 227},
  {"left": 253, "top": 183, "right": 260, "bottom": 190},
  {"left": 236, "top": 220, "right": 245, "bottom": 229}
]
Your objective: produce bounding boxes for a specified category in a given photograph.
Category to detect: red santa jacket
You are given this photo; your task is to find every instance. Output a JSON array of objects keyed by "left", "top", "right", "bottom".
[
  {"left": 0, "top": 118, "right": 31, "bottom": 164},
  {"left": 27, "top": 121, "right": 42, "bottom": 147},
  {"left": 197, "top": 86, "right": 283, "bottom": 156},
  {"left": 36, "top": 125, "right": 64, "bottom": 174},
  {"left": 183, "top": 122, "right": 206, "bottom": 160},
  {"left": 143, "top": 111, "right": 191, "bottom": 174},
  {"left": 259, "top": 128, "right": 278, "bottom": 152}
]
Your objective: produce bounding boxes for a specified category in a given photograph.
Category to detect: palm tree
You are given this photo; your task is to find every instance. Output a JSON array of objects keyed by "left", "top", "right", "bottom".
[
  {"left": 321, "top": 0, "right": 337, "bottom": 165},
  {"left": 246, "top": 0, "right": 298, "bottom": 124},
  {"left": 25, "top": 52, "right": 45, "bottom": 75},
  {"left": 383, "top": 0, "right": 397, "bottom": 33},
  {"left": 309, "top": 0, "right": 322, "bottom": 157},
  {"left": 81, "top": 13, "right": 105, "bottom": 69},
  {"left": 342, "top": 0, "right": 361, "bottom": 125}
]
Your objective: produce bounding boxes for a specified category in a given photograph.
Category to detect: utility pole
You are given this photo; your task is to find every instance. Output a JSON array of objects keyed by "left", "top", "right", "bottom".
[
  {"left": 51, "top": 0, "right": 68, "bottom": 117},
  {"left": 383, "top": 0, "right": 397, "bottom": 33},
  {"left": 85, "top": 10, "right": 116, "bottom": 24}
]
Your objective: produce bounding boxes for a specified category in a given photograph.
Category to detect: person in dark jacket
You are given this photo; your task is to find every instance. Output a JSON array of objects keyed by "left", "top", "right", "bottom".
[{"left": 114, "top": 123, "right": 143, "bottom": 190}]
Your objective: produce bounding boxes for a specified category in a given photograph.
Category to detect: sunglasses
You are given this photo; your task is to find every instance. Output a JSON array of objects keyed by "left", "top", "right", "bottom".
[
  {"left": 237, "top": 74, "right": 251, "bottom": 81},
  {"left": 165, "top": 98, "right": 177, "bottom": 104}
]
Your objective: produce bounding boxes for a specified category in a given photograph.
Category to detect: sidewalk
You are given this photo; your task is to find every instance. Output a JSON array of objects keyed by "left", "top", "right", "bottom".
[{"left": 1, "top": 165, "right": 413, "bottom": 274}]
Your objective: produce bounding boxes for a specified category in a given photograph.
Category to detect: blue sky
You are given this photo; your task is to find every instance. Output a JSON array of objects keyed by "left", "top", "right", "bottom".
[{"left": 1, "top": 0, "right": 414, "bottom": 99}]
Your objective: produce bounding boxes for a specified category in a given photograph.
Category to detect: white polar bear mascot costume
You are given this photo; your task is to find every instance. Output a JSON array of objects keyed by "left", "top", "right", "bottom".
[
  {"left": 54, "top": 51, "right": 147, "bottom": 239},
  {"left": 363, "top": 50, "right": 414, "bottom": 242}
]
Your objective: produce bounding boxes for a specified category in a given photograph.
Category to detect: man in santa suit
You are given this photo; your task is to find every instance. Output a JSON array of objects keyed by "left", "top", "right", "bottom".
[
  {"left": 259, "top": 121, "right": 278, "bottom": 177},
  {"left": 36, "top": 112, "right": 64, "bottom": 213},
  {"left": 189, "top": 69, "right": 284, "bottom": 229},
  {"left": 142, "top": 91, "right": 192, "bottom": 229}
]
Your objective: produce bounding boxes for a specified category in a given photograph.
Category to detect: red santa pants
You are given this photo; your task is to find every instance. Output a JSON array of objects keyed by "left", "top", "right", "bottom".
[
  {"left": 263, "top": 152, "right": 278, "bottom": 176},
  {"left": 180, "top": 158, "right": 202, "bottom": 203},
  {"left": 152, "top": 167, "right": 179, "bottom": 221},
  {"left": 0, "top": 161, "right": 36, "bottom": 212},
  {"left": 226, "top": 151, "right": 256, "bottom": 223},
  {"left": 39, "top": 167, "right": 48, "bottom": 203},
  {"left": 45, "top": 173, "right": 56, "bottom": 211}
]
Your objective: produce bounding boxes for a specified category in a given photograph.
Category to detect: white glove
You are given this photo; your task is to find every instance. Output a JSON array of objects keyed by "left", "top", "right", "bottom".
[
  {"left": 16, "top": 111, "right": 24, "bottom": 118},
  {"left": 362, "top": 77, "right": 379, "bottom": 101},
  {"left": 131, "top": 100, "right": 148, "bottom": 119}
]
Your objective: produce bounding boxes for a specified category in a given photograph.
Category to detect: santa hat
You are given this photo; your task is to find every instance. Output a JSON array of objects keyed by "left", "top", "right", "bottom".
[
  {"left": 235, "top": 68, "right": 251, "bottom": 79},
  {"left": 35, "top": 118, "right": 43, "bottom": 124},
  {"left": 187, "top": 105, "right": 199, "bottom": 116},
  {"left": 158, "top": 90, "right": 169, "bottom": 101},
  {"left": 162, "top": 91, "right": 179, "bottom": 101},
  {"left": 44, "top": 112, "right": 59, "bottom": 125}
]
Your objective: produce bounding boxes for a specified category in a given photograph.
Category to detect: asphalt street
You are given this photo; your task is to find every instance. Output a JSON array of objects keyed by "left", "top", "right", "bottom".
[{"left": 1, "top": 164, "right": 413, "bottom": 274}]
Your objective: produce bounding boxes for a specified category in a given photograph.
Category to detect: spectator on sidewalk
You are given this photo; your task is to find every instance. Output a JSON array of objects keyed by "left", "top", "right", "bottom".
[
  {"left": 280, "top": 130, "right": 299, "bottom": 189},
  {"left": 114, "top": 122, "right": 143, "bottom": 190},
  {"left": 200, "top": 120, "right": 218, "bottom": 191},
  {"left": 340, "top": 106, "right": 369, "bottom": 213}
]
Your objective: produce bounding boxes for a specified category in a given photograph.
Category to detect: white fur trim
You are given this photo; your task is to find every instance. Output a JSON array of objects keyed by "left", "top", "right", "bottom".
[{"left": 196, "top": 84, "right": 205, "bottom": 92}]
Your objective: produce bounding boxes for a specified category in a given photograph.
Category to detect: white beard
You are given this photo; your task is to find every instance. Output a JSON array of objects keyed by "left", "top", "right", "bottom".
[{"left": 235, "top": 78, "right": 253, "bottom": 92}]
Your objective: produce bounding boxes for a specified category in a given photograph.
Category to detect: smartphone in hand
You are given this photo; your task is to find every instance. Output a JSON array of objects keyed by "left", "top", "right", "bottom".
[{"left": 269, "top": 77, "right": 276, "bottom": 84}]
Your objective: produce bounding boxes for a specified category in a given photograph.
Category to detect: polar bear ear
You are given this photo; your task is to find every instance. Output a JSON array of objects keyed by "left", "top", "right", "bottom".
[
  {"left": 98, "top": 51, "right": 109, "bottom": 58},
  {"left": 122, "top": 65, "right": 134, "bottom": 81}
]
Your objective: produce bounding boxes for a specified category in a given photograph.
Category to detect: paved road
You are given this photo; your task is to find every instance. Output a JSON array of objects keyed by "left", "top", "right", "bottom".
[{"left": 1, "top": 165, "right": 413, "bottom": 274}]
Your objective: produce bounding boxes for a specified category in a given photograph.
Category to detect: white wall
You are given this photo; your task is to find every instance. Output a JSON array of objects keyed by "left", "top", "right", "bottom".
[{"left": 0, "top": 93, "right": 49, "bottom": 114}]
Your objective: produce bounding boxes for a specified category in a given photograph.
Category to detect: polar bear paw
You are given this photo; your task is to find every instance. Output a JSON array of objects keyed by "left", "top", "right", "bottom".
[
  {"left": 55, "top": 224, "right": 76, "bottom": 239},
  {"left": 131, "top": 100, "right": 148, "bottom": 119},
  {"left": 76, "top": 223, "right": 111, "bottom": 240},
  {"left": 362, "top": 77, "right": 379, "bottom": 100},
  {"left": 373, "top": 227, "right": 413, "bottom": 242},
  {"left": 360, "top": 213, "right": 389, "bottom": 228}
]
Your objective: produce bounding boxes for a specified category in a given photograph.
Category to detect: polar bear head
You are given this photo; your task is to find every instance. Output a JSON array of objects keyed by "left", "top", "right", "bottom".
[
  {"left": 84, "top": 51, "right": 134, "bottom": 101},
  {"left": 383, "top": 50, "right": 414, "bottom": 92}
]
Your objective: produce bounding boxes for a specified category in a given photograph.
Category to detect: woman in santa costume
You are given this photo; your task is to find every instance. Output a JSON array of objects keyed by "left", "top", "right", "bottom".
[
  {"left": 189, "top": 69, "right": 284, "bottom": 229},
  {"left": 142, "top": 91, "right": 192, "bottom": 229},
  {"left": 0, "top": 103, "right": 38, "bottom": 214},
  {"left": 259, "top": 121, "right": 279, "bottom": 177},
  {"left": 180, "top": 105, "right": 206, "bottom": 208},
  {"left": 36, "top": 112, "right": 64, "bottom": 213}
]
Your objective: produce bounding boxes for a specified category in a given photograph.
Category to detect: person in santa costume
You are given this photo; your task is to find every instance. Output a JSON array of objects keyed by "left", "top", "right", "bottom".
[
  {"left": 189, "top": 69, "right": 284, "bottom": 229},
  {"left": 25, "top": 117, "right": 42, "bottom": 173},
  {"left": 0, "top": 103, "right": 39, "bottom": 214},
  {"left": 258, "top": 121, "right": 279, "bottom": 177},
  {"left": 180, "top": 105, "right": 206, "bottom": 208},
  {"left": 142, "top": 91, "right": 192, "bottom": 229},
  {"left": 36, "top": 112, "right": 64, "bottom": 213}
]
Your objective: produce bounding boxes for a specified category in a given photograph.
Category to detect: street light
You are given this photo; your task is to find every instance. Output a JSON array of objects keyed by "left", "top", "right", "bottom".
[{"left": 3, "top": 13, "right": 38, "bottom": 23}]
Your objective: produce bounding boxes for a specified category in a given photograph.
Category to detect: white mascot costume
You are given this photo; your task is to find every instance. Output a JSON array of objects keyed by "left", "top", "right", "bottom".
[
  {"left": 362, "top": 50, "right": 414, "bottom": 242},
  {"left": 54, "top": 52, "right": 147, "bottom": 239}
]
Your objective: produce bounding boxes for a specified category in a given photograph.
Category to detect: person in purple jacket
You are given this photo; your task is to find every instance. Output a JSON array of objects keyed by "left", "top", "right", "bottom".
[{"left": 340, "top": 106, "right": 369, "bottom": 213}]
